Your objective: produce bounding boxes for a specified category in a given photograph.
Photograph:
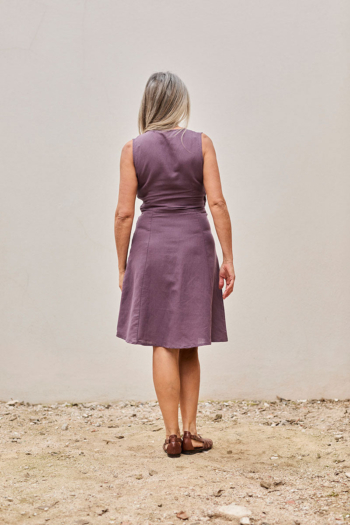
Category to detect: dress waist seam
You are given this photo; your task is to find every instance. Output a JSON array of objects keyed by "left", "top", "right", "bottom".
[{"left": 140, "top": 207, "right": 207, "bottom": 215}]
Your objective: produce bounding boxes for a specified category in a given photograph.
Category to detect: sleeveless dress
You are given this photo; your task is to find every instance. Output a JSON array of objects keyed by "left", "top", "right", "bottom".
[{"left": 116, "top": 128, "right": 228, "bottom": 349}]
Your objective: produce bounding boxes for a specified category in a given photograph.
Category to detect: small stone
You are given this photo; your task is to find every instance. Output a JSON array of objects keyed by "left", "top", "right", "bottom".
[
  {"left": 260, "top": 480, "right": 272, "bottom": 489},
  {"left": 216, "top": 503, "right": 252, "bottom": 519},
  {"left": 345, "top": 472, "right": 350, "bottom": 478},
  {"left": 273, "top": 480, "right": 283, "bottom": 486},
  {"left": 176, "top": 511, "right": 189, "bottom": 520},
  {"left": 240, "top": 518, "right": 250, "bottom": 525},
  {"left": 135, "top": 474, "right": 143, "bottom": 480},
  {"left": 214, "top": 414, "right": 222, "bottom": 421},
  {"left": 149, "top": 469, "right": 158, "bottom": 476},
  {"left": 7, "top": 400, "right": 19, "bottom": 406},
  {"left": 227, "top": 450, "right": 233, "bottom": 454},
  {"left": 61, "top": 423, "right": 69, "bottom": 431},
  {"left": 97, "top": 508, "right": 108, "bottom": 516}
]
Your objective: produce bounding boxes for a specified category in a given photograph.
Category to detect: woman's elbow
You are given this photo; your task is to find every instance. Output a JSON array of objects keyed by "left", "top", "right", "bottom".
[
  {"left": 115, "top": 208, "right": 134, "bottom": 223},
  {"left": 209, "top": 198, "right": 227, "bottom": 212}
]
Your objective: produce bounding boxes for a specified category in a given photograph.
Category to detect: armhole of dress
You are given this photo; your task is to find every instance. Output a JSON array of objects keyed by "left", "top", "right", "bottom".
[
  {"left": 199, "top": 132, "right": 207, "bottom": 205},
  {"left": 199, "top": 132, "right": 204, "bottom": 170}
]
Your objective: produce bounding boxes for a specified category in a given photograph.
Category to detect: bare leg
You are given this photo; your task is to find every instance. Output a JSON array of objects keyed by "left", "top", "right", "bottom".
[
  {"left": 179, "top": 347, "right": 203, "bottom": 448},
  {"left": 152, "top": 346, "right": 181, "bottom": 446}
]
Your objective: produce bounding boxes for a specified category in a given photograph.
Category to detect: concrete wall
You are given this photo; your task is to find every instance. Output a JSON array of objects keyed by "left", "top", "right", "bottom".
[{"left": 1, "top": 0, "right": 349, "bottom": 403}]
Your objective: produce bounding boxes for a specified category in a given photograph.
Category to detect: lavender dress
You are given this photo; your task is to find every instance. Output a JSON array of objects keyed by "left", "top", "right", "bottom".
[{"left": 116, "top": 128, "right": 228, "bottom": 349}]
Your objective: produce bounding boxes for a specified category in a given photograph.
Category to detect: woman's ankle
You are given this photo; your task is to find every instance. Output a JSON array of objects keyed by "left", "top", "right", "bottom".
[
  {"left": 182, "top": 423, "right": 197, "bottom": 435},
  {"left": 165, "top": 428, "right": 181, "bottom": 438}
]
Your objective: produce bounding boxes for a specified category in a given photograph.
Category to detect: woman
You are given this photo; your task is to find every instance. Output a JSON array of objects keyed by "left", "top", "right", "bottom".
[{"left": 115, "top": 71, "right": 235, "bottom": 458}]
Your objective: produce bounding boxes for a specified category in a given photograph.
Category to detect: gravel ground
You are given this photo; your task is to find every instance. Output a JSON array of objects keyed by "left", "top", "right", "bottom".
[{"left": 0, "top": 397, "right": 350, "bottom": 525}]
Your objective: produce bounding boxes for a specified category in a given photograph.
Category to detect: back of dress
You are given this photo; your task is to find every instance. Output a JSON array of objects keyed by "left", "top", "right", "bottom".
[
  {"left": 116, "top": 128, "right": 228, "bottom": 349},
  {"left": 133, "top": 129, "right": 207, "bottom": 212}
]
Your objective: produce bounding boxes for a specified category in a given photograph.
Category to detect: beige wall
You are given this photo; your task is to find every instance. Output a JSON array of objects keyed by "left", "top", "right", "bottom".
[{"left": 1, "top": 0, "right": 349, "bottom": 403}]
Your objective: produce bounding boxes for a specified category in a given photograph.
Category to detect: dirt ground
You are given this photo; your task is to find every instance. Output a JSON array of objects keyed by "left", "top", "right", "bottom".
[{"left": 1, "top": 397, "right": 350, "bottom": 525}]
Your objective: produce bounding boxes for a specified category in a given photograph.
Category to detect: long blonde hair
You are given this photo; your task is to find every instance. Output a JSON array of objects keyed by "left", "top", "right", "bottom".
[{"left": 138, "top": 72, "right": 190, "bottom": 136}]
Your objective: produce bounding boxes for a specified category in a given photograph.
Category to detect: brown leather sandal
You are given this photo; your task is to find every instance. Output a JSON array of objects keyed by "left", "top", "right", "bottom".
[
  {"left": 182, "top": 431, "right": 213, "bottom": 454},
  {"left": 163, "top": 434, "right": 182, "bottom": 458}
]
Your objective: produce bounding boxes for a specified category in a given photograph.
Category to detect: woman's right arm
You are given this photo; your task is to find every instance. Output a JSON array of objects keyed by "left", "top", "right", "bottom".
[{"left": 202, "top": 133, "right": 235, "bottom": 299}]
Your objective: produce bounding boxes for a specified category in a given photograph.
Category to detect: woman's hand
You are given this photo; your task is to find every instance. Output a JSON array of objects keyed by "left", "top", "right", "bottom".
[
  {"left": 219, "top": 261, "right": 235, "bottom": 299},
  {"left": 119, "top": 270, "right": 125, "bottom": 291}
]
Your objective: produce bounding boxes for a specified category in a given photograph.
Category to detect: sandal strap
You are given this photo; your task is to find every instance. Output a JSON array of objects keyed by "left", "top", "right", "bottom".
[
  {"left": 187, "top": 432, "right": 213, "bottom": 450},
  {"left": 191, "top": 433, "right": 204, "bottom": 443},
  {"left": 164, "top": 434, "right": 182, "bottom": 445}
]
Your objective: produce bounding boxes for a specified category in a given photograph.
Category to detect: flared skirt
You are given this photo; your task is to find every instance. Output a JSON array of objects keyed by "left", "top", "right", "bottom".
[{"left": 116, "top": 209, "right": 228, "bottom": 349}]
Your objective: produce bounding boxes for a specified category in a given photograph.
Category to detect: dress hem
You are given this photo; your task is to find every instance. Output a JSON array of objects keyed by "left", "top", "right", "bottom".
[{"left": 116, "top": 332, "right": 228, "bottom": 349}]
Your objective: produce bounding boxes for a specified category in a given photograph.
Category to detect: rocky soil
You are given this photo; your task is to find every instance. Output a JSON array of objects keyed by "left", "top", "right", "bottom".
[{"left": 0, "top": 397, "right": 350, "bottom": 525}]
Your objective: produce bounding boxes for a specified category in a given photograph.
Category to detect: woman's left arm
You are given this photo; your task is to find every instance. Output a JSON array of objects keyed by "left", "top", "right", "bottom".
[{"left": 114, "top": 140, "right": 138, "bottom": 290}]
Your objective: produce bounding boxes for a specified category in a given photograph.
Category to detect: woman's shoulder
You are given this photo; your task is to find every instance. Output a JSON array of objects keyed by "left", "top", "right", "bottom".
[
  {"left": 200, "top": 132, "right": 214, "bottom": 153},
  {"left": 120, "top": 139, "right": 133, "bottom": 156},
  {"left": 185, "top": 129, "right": 214, "bottom": 146},
  {"left": 120, "top": 133, "right": 149, "bottom": 155},
  {"left": 200, "top": 131, "right": 212, "bottom": 142},
  {"left": 120, "top": 140, "right": 134, "bottom": 166}
]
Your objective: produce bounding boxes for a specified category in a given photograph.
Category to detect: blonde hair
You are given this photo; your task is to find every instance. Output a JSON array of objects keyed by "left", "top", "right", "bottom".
[{"left": 138, "top": 71, "right": 190, "bottom": 136}]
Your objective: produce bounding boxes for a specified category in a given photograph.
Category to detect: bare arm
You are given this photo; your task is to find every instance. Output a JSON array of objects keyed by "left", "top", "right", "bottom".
[
  {"left": 202, "top": 133, "right": 235, "bottom": 299},
  {"left": 114, "top": 140, "right": 138, "bottom": 290}
]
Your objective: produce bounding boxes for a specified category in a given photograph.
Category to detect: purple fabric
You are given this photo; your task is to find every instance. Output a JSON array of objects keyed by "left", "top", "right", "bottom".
[{"left": 116, "top": 129, "right": 228, "bottom": 349}]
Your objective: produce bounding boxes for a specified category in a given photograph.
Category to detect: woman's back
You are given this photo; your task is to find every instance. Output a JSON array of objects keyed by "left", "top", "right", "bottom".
[{"left": 133, "top": 129, "right": 207, "bottom": 212}]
